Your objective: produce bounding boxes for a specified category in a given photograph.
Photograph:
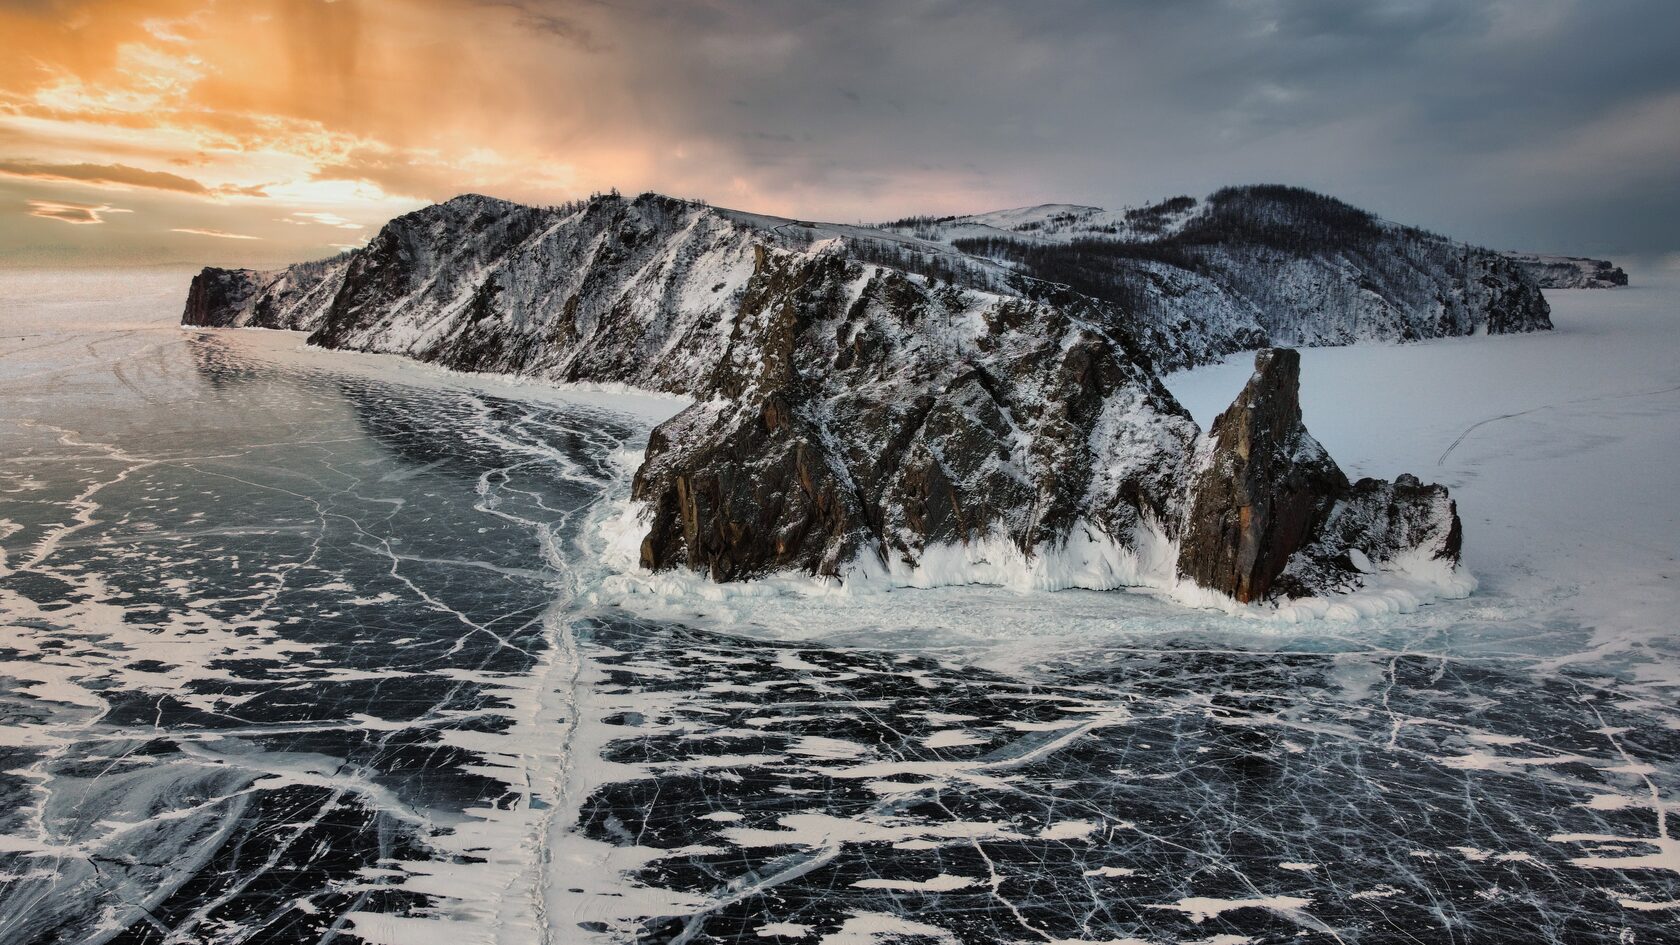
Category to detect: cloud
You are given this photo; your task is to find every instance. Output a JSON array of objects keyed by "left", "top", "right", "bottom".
[
  {"left": 26, "top": 198, "right": 130, "bottom": 224},
  {"left": 0, "top": 159, "right": 269, "bottom": 197},
  {"left": 472, "top": 0, "right": 605, "bottom": 51},
  {"left": 279, "top": 210, "right": 364, "bottom": 228},
  {"left": 1, "top": 159, "right": 210, "bottom": 193},
  {"left": 170, "top": 226, "right": 261, "bottom": 239},
  {"left": 309, "top": 144, "right": 578, "bottom": 205},
  {"left": 0, "top": 0, "right": 1676, "bottom": 261}
]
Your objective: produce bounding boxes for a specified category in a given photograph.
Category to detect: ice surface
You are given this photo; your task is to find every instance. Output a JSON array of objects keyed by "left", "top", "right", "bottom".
[{"left": 1, "top": 267, "right": 1677, "bottom": 944}]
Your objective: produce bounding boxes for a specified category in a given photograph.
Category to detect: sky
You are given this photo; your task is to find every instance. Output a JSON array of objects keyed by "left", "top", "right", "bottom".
[{"left": 2, "top": 0, "right": 1676, "bottom": 269}]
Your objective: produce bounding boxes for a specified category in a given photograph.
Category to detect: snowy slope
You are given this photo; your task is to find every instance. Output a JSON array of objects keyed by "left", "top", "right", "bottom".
[
  {"left": 883, "top": 197, "right": 1198, "bottom": 245},
  {"left": 885, "top": 186, "right": 1554, "bottom": 369}
]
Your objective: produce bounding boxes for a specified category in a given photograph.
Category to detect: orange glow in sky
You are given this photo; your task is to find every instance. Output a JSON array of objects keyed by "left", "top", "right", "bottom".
[
  {"left": 1, "top": 0, "right": 943, "bottom": 266},
  {"left": 0, "top": 1, "right": 642, "bottom": 265}
]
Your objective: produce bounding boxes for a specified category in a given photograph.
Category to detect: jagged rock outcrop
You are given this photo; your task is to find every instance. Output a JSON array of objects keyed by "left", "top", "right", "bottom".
[
  {"left": 1176, "top": 349, "right": 1350, "bottom": 602},
  {"left": 1501, "top": 252, "right": 1629, "bottom": 289},
  {"left": 1175, "top": 349, "right": 1461, "bottom": 602},
  {"left": 181, "top": 188, "right": 1490, "bottom": 605},
  {"left": 1273, "top": 474, "right": 1463, "bottom": 599},
  {"left": 182, "top": 256, "right": 349, "bottom": 330}
]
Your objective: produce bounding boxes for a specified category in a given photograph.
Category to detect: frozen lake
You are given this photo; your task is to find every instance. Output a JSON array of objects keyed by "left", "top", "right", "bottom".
[{"left": 1, "top": 268, "right": 1676, "bottom": 944}]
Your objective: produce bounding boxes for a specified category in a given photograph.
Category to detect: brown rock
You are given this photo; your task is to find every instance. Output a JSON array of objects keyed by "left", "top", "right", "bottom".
[{"left": 1175, "top": 348, "right": 1349, "bottom": 602}]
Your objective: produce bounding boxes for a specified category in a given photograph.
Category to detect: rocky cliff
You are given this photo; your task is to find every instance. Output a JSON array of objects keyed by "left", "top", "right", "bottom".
[
  {"left": 181, "top": 189, "right": 1488, "bottom": 606},
  {"left": 629, "top": 244, "right": 1200, "bottom": 584},
  {"left": 1501, "top": 252, "right": 1629, "bottom": 289},
  {"left": 1176, "top": 349, "right": 1349, "bottom": 603},
  {"left": 181, "top": 253, "right": 349, "bottom": 331}
]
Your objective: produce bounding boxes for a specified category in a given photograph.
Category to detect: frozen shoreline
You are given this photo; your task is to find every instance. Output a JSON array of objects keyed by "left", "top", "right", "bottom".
[
  {"left": 10, "top": 263, "right": 1674, "bottom": 666},
  {"left": 560, "top": 268, "right": 1680, "bottom": 687}
]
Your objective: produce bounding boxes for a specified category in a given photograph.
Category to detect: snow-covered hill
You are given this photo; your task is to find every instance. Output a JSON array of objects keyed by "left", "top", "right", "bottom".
[
  {"left": 181, "top": 188, "right": 1502, "bottom": 608},
  {"left": 883, "top": 185, "right": 1554, "bottom": 370}
]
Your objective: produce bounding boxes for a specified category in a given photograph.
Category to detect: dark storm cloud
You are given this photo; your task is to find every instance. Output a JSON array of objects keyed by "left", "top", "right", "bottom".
[
  {"left": 472, "top": 0, "right": 605, "bottom": 50},
  {"left": 1, "top": 0, "right": 1672, "bottom": 264},
  {"left": 577, "top": 0, "right": 1679, "bottom": 255}
]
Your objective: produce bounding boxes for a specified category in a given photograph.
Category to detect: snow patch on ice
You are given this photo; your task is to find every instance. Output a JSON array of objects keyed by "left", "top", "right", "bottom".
[
  {"left": 1148, "top": 894, "right": 1313, "bottom": 924},
  {"left": 818, "top": 913, "right": 961, "bottom": 945},
  {"left": 850, "top": 873, "right": 978, "bottom": 892},
  {"left": 922, "top": 729, "right": 986, "bottom": 749}
]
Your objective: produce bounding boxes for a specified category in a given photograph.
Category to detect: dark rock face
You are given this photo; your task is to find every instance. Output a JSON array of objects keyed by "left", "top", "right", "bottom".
[
  {"left": 630, "top": 245, "right": 1196, "bottom": 581},
  {"left": 1501, "top": 252, "right": 1629, "bottom": 289},
  {"left": 1176, "top": 349, "right": 1349, "bottom": 602},
  {"left": 181, "top": 268, "right": 257, "bottom": 328},
  {"left": 632, "top": 249, "right": 873, "bottom": 579},
  {"left": 634, "top": 396, "right": 868, "bottom": 581},
  {"left": 181, "top": 189, "right": 1482, "bottom": 605},
  {"left": 1273, "top": 474, "right": 1463, "bottom": 599},
  {"left": 180, "top": 256, "right": 349, "bottom": 331},
  {"left": 1177, "top": 349, "right": 1461, "bottom": 602},
  {"left": 1474, "top": 252, "right": 1556, "bottom": 333}
]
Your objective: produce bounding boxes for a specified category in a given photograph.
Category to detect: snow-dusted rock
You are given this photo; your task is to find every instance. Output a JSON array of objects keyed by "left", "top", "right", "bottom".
[
  {"left": 182, "top": 254, "right": 349, "bottom": 330},
  {"left": 181, "top": 188, "right": 1492, "bottom": 605},
  {"left": 1500, "top": 252, "right": 1628, "bottom": 289},
  {"left": 631, "top": 246, "right": 1198, "bottom": 580},
  {"left": 1274, "top": 473, "right": 1463, "bottom": 601}
]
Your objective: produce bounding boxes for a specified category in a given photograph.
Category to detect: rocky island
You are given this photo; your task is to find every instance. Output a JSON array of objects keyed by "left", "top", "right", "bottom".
[
  {"left": 182, "top": 185, "right": 1551, "bottom": 607},
  {"left": 1500, "top": 252, "right": 1630, "bottom": 289}
]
